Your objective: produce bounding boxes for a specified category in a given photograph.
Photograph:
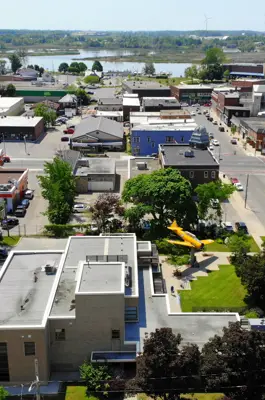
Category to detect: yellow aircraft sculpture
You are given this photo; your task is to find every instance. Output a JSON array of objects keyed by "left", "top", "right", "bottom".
[{"left": 167, "top": 220, "right": 214, "bottom": 250}]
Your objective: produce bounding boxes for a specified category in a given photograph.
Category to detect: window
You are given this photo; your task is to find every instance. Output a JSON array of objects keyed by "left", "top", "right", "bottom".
[
  {"left": 125, "top": 307, "right": 138, "bottom": 321},
  {"left": 55, "top": 329, "right": 66, "bottom": 341},
  {"left": 189, "top": 171, "right": 194, "bottom": 179},
  {"left": 211, "top": 171, "right": 216, "bottom": 179},
  {"left": 151, "top": 142, "right": 155, "bottom": 148},
  {"left": 133, "top": 136, "right": 140, "bottom": 143},
  {"left": 147, "top": 136, "right": 151, "bottom": 143},
  {"left": 204, "top": 171, "right": 209, "bottom": 178},
  {"left": 181, "top": 136, "right": 184, "bottom": 142},
  {"left": 112, "top": 330, "right": 120, "bottom": 339},
  {"left": 166, "top": 136, "right": 174, "bottom": 143},
  {"left": 24, "top": 342, "right": 35, "bottom": 356}
]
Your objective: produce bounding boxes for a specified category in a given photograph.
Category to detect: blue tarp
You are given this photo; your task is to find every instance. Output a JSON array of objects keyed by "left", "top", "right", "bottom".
[{"left": 230, "top": 71, "right": 265, "bottom": 77}]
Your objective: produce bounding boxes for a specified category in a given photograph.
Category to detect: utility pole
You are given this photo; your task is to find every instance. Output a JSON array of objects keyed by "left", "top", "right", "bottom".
[
  {"left": 244, "top": 174, "right": 249, "bottom": 209},
  {"left": 218, "top": 145, "right": 222, "bottom": 162},
  {"left": 2, "top": 133, "right": 6, "bottom": 154},
  {"left": 35, "top": 358, "right": 40, "bottom": 400},
  {"left": 23, "top": 135, "right": 28, "bottom": 155}
]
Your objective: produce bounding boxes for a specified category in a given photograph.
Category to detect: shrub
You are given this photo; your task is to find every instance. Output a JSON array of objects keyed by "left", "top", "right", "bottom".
[
  {"left": 216, "top": 238, "right": 224, "bottom": 244},
  {"left": 44, "top": 224, "right": 91, "bottom": 238},
  {"left": 245, "top": 310, "right": 259, "bottom": 319},
  {"left": 155, "top": 238, "right": 188, "bottom": 256}
]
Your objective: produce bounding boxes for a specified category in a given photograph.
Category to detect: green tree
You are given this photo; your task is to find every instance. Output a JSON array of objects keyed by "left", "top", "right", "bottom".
[
  {"left": 6, "top": 83, "right": 16, "bottom": 97},
  {"left": 195, "top": 180, "right": 235, "bottom": 221},
  {"left": 58, "top": 62, "right": 69, "bottom": 73},
  {"left": 201, "top": 47, "right": 226, "bottom": 66},
  {"left": 201, "top": 322, "right": 265, "bottom": 400},
  {"left": 78, "top": 62, "right": 87, "bottom": 72},
  {"left": 92, "top": 60, "right": 103, "bottom": 72},
  {"left": 75, "top": 88, "right": 90, "bottom": 105},
  {"left": 128, "top": 328, "right": 200, "bottom": 400},
  {"left": 38, "top": 158, "right": 76, "bottom": 224},
  {"left": 223, "top": 69, "right": 230, "bottom": 81},
  {"left": 228, "top": 233, "right": 251, "bottom": 265},
  {"left": 0, "top": 386, "right": 8, "bottom": 400},
  {"left": 206, "top": 63, "right": 223, "bottom": 81},
  {"left": 16, "top": 48, "right": 28, "bottom": 66},
  {"left": 39, "top": 67, "right": 44, "bottom": 76},
  {"left": 143, "top": 62, "right": 156, "bottom": 75},
  {"left": 198, "top": 67, "right": 209, "bottom": 82},
  {"left": 0, "top": 60, "right": 6, "bottom": 75},
  {"left": 231, "top": 125, "right": 237, "bottom": 135},
  {"left": 124, "top": 204, "right": 151, "bottom": 232},
  {"left": 80, "top": 361, "right": 111, "bottom": 397},
  {"left": 122, "top": 168, "right": 197, "bottom": 235},
  {"left": 84, "top": 75, "right": 100, "bottom": 84},
  {"left": 8, "top": 53, "right": 22, "bottom": 73},
  {"left": 184, "top": 65, "right": 198, "bottom": 81},
  {"left": 34, "top": 103, "right": 56, "bottom": 126}
]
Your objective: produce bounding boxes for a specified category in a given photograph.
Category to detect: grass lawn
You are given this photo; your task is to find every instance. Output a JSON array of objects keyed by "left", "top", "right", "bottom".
[
  {"left": 139, "top": 393, "right": 223, "bottom": 400},
  {"left": 180, "top": 264, "right": 247, "bottom": 312},
  {"left": 65, "top": 386, "right": 99, "bottom": 400},
  {"left": 205, "top": 235, "right": 259, "bottom": 253},
  {"left": 261, "top": 236, "right": 265, "bottom": 242},
  {"left": 0, "top": 235, "right": 20, "bottom": 247}
]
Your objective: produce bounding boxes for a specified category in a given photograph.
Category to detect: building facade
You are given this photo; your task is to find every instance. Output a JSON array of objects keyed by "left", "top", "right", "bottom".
[
  {"left": 171, "top": 84, "right": 212, "bottom": 104},
  {"left": 0, "top": 117, "right": 44, "bottom": 141},
  {"left": 0, "top": 98, "right": 24, "bottom": 117},
  {"left": 0, "top": 169, "right": 28, "bottom": 212},
  {"left": 142, "top": 97, "right": 181, "bottom": 112},
  {"left": 123, "top": 81, "right": 171, "bottom": 98}
]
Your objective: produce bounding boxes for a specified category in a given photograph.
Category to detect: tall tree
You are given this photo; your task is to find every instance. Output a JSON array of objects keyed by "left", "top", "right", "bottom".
[
  {"left": 80, "top": 362, "right": 111, "bottom": 397},
  {"left": 143, "top": 62, "right": 156, "bottom": 75},
  {"left": 122, "top": 168, "right": 197, "bottom": 234},
  {"left": 58, "top": 62, "right": 69, "bottom": 73},
  {"left": 201, "top": 322, "right": 265, "bottom": 400},
  {"left": 6, "top": 83, "right": 16, "bottom": 97},
  {"left": 92, "top": 60, "right": 103, "bottom": 72},
  {"left": 0, "top": 387, "right": 8, "bottom": 400},
  {"left": 90, "top": 193, "right": 124, "bottom": 231},
  {"left": 34, "top": 103, "right": 56, "bottom": 126},
  {"left": 8, "top": 53, "right": 22, "bottom": 73},
  {"left": 78, "top": 62, "right": 88, "bottom": 72},
  {"left": 195, "top": 180, "right": 235, "bottom": 221},
  {"left": 201, "top": 47, "right": 226, "bottom": 66},
  {"left": 184, "top": 65, "right": 198, "bottom": 81},
  {"left": 223, "top": 69, "right": 230, "bottom": 81},
  {"left": 38, "top": 158, "right": 76, "bottom": 224},
  {"left": 16, "top": 48, "right": 28, "bottom": 66},
  {"left": 127, "top": 328, "right": 200, "bottom": 400},
  {"left": 0, "top": 60, "right": 6, "bottom": 75}
]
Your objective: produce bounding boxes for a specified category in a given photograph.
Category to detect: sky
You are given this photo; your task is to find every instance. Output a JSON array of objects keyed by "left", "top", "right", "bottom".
[{"left": 1, "top": 0, "right": 265, "bottom": 31}]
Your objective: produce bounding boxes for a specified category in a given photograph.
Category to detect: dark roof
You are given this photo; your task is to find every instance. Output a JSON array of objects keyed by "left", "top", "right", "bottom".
[
  {"left": 124, "top": 81, "right": 170, "bottom": 90},
  {"left": 98, "top": 98, "right": 122, "bottom": 105},
  {"left": 142, "top": 97, "right": 180, "bottom": 108},
  {"left": 240, "top": 117, "right": 265, "bottom": 134},
  {"left": 58, "top": 150, "right": 80, "bottom": 170},
  {"left": 230, "top": 72, "right": 265, "bottom": 77},
  {"left": 72, "top": 116, "right": 123, "bottom": 140},
  {"left": 32, "top": 100, "right": 60, "bottom": 111},
  {"left": 159, "top": 144, "right": 218, "bottom": 167}
]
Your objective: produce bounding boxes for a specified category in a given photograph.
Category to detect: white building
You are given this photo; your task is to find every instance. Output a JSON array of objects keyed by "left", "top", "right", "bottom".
[{"left": 0, "top": 97, "right": 24, "bottom": 117}]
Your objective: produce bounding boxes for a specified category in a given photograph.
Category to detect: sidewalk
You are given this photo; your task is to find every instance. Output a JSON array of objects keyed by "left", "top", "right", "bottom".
[{"left": 221, "top": 174, "right": 265, "bottom": 248}]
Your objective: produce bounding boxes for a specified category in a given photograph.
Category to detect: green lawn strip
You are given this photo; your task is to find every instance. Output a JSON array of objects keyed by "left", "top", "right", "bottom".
[
  {"left": 139, "top": 393, "right": 223, "bottom": 400},
  {"left": 205, "top": 235, "right": 259, "bottom": 253},
  {"left": 0, "top": 235, "right": 20, "bottom": 247},
  {"left": 261, "top": 236, "right": 265, "bottom": 242},
  {"left": 180, "top": 265, "right": 247, "bottom": 312},
  {"left": 65, "top": 387, "right": 99, "bottom": 400}
]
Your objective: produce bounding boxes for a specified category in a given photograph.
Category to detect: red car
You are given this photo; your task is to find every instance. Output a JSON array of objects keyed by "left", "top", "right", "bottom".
[
  {"left": 3, "top": 155, "right": 11, "bottom": 162},
  {"left": 230, "top": 178, "right": 239, "bottom": 184},
  {"left": 204, "top": 103, "right": 211, "bottom": 107},
  {"left": 63, "top": 128, "right": 75, "bottom": 134}
]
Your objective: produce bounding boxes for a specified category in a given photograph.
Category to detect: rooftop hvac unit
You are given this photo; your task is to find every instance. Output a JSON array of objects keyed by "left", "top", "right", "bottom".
[
  {"left": 136, "top": 162, "right": 147, "bottom": 170},
  {"left": 184, "top": 150, "right": 195, "bottom": 158},
  {"left": 125, "top": 266, "right": 132, "bottom": 288}
]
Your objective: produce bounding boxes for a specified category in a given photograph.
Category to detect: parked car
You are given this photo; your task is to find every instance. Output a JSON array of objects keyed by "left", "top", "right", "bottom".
[
  {"left": 213, "top": 120, "right": 218, "bottom": 125},
  {"left": 209, "top": 117, "right": 213, "bottom": 122},
  {"left": 231, "top": 138, "right": 237, "bottom": 144},
  {"left": 209, "top": 144, "right": 214, "bottom": 151},
  {"left": 21, "top": 199, "right": 30, "bottom": 208},
  {"left": 87, "top": 91, "right": 95, "bottom": 95},
  {"left": 235, "top": 222, "right": 248, "bottom": 234},
  {"left": 73, "top": 204, "right": 88, "bottom": 213},
  {"left": 191, "top": 111, "right": 196, "bottom": 116},
  {"left": 230, "top": 177, "right": 239, "bottom": 185},
  {"left": 197, "top": 111, "right": 202, "bottom": 114},
  {"left": 222, "top": 221, "right": 234, "bottom": 233},
  {"left": 181, "top": 102, "right": 189, "bottom": 107},
  {"left": 14, "top": 206, "right": 26, "bottom": 217},
  {"left": 1, "top": 218, "right": 19, "bottom": 229},
  {"left": 63, "top": 128, "right": 75, "bottom": 134},
  {"left": 61, "top": 136, "right": 70, "bottom": 142},
  {"left": 212, "top": 139, "right": 220, "bottom": 146},
  {"left": 67, "top": 125, "right": 75, "bottom": 129},
  {"left": 209, "top": 133, "right": 214, "bottom": 139},
  {"left": 204, "top": 103, "right": 211, "bottom": 107},
  {"left": 24, "top": 189, "right": 34, "bottom": 199},
  {"left": 0, "top": 247, "right": 8, "bottom": 260},
  {"left": 219, "top": 127, "right": 225, "bottom": 132},
  {"left": 3, "top": 155, "right": 11, "bottom": 162},
  {"left": 234, "top": 182, "right": 244, "bottom": 191}
]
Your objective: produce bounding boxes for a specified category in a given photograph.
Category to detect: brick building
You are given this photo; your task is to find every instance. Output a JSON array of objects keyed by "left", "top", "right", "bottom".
[{"left": 171, "top": 84, "right": 212, "bottom": 104}]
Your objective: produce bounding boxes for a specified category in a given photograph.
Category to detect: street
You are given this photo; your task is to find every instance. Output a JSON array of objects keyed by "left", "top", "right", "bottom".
[{"left": 192, "top": 109, "right": 265, "bottom": 226}]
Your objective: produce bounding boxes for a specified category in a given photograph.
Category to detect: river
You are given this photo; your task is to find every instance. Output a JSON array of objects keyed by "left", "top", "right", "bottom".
[{"left": 3, "top": 49, "right": 191, "bottom": 77}]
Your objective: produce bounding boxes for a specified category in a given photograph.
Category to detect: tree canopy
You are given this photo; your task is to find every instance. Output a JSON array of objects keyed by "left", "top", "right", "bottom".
[
  {"left": 80, "top": 362, "right": 111, "bottom": 398},
  {"left": 122, "top": 168, "right": 197, "bottom": 234},
  {"left": 89, "top": 193, "right": 124, "bottom": 232},
  {"left": 8, "top": 53, "right": 22, "bottom": 73},
  {"left": 201, "top": 47, "right": 226, "bottom": 66},
  {"left": 6, "top": 83, "right": 16, "bottom": 97},
  {"left": 143, "top": 62, "right": 156, "bottom": 75},
  {"left": 92, "top": 60, "right": 103, "bottom": 72},
  {"left": 58, "top": 62, "right": 69, "bottom": 73},
  {"left": 184, "top": 65, "right": 198, "bottom": 81},
  {"left": 0, "top": 387, "right": 8, "bottom": 400},
  {"left": 34, "top": 103, "right": 57, "bottom": 126},
  {"left": 38, "top": 157, "right": 76, "bottom": 224}
]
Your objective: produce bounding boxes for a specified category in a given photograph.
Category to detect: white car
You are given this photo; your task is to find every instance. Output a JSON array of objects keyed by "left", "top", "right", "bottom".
[
  {"left": 212, "top": 139, "right": 220, "bottom": 146},
  {"left": 73, "top": 204, "right": 88, "bottom": 213},
  {"left": 209, "top": 144, "right": 214, "bottom": 151},
  {"left": 222, "top": 222, "right": 234, "bottom": 233},
  {"left": 191, "top": 111, "right": 196, "bottom": 116},
  {"left": 234, "top": 182, "right": 244, "bottom": 191}
]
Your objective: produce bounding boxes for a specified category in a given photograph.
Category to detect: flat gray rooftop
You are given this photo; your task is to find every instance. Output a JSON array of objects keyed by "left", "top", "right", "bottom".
[
  {"left": 50, "top": 235, "right": 137, "bottom": 317},
  {"left": 78, "top": 262, "right": 123, "bottom": 293},
  {"left": 75, "top": 158, "right": 115, "bottom": 175},
  {"left": 0, "top": 252, "right": 62, "bottom": 327},
  {"left": 160, "top": 144, "right": 218, "bottom": 167},
  {"left": 130, "top": 158, "right": 160, "bottom": 178},
  {"left": 124, "top": 81, "right": 170, "bottom": 90}
]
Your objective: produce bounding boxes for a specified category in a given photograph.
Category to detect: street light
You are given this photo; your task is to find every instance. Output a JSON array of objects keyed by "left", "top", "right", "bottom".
[
  {"left": 1, "top": 133, "right": 6, "bottom": 154},
  {"left": 23, "top": 135, "right": 29, "bottom": 155}
]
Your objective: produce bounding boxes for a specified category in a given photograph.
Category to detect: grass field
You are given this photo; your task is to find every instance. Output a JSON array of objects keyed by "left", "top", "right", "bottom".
[
  {"left": 0, "top": 235, "right": 20, "bottom": 247},
  {"left": 205, "top": 236, "right": 259, "bottom": 253},
  {"left": 139, "top": 393, "right": 224, "bottom": 400},
  {"left": 180, "top": 264, "right": 247, "bottom": 312}
]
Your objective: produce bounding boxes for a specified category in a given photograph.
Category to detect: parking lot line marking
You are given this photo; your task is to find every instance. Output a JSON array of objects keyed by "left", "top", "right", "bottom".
[
  {"left": 11, "top": 158, "right": 53, "bottom": 161},
  {"left": 29, "top": 169, "right": 43, "bottom": 172}
]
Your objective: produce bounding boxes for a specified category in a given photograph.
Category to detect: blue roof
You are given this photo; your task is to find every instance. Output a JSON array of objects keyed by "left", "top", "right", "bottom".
[
  {"left": 91, "top": 351, "right": 137, "bottom": 362},
  {"left": 230, "top": 71, "right": 265, "bottom": 77}
]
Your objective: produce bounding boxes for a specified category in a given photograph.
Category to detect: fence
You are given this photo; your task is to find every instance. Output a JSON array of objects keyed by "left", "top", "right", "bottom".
[{"left": 2, "top": 224, "right": 45, "bottom": 237}]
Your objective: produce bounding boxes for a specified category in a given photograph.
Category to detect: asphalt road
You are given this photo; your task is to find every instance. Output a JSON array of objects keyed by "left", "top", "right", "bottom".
[{"left": 191, "top": 108, "right": 265, "bottom": 226}]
